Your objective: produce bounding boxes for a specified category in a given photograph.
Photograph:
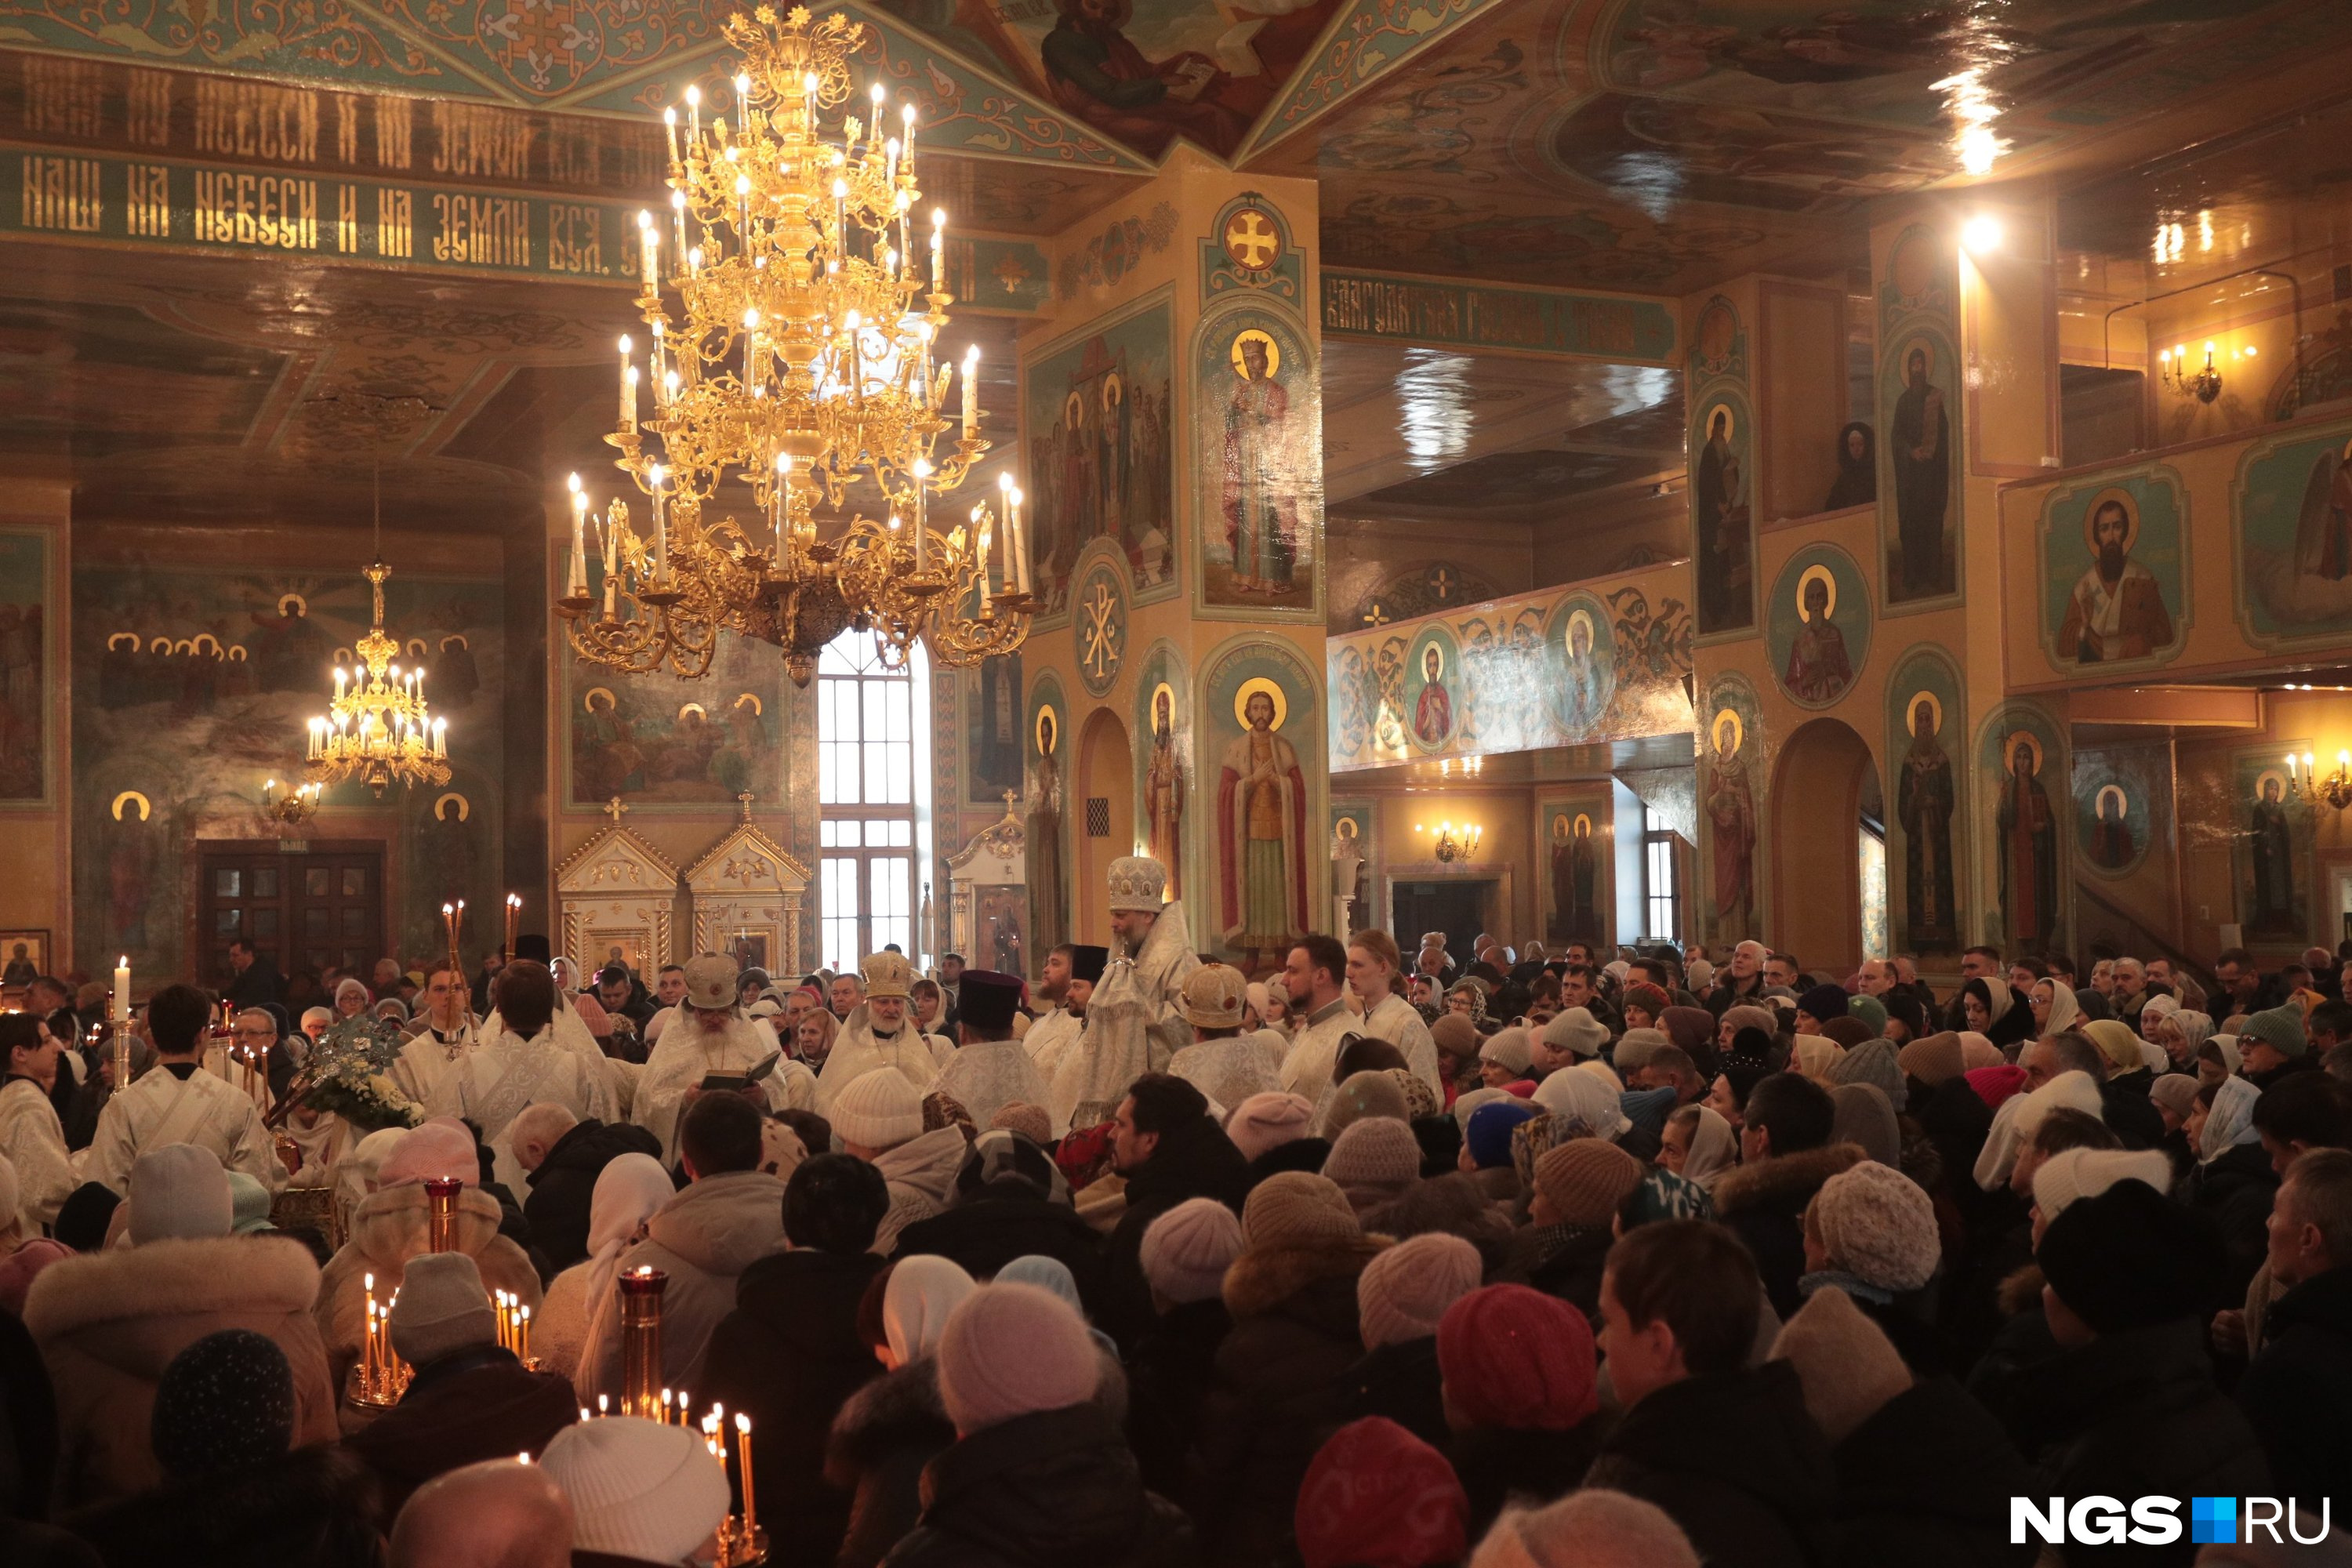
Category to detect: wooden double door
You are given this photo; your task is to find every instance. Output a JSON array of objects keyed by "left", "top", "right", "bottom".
[{"left": 199, "top": 842, "right": 384, "bottom": 989}]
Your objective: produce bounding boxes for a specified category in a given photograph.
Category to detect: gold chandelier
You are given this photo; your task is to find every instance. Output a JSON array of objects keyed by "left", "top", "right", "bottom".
[
  {"left": 303, "top": 561, "right": 452, "bottom": 797},
  {"left": 558, "top": 4, "right": 1032, "bottom": 686}
]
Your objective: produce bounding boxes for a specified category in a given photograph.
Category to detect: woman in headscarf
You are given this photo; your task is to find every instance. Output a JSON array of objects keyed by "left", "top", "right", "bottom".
[
  {"left": 793, "top": 1005, "right": 840, "bottom": 1072},
  {"left": 2182, "top": 1074, "right": 2278, "bottom": 1297},
  {"left": 829, "top": 1255, "right": 978, "bottom": 1568},
  {"left": 1793, "top": 1033, "right": 1844, "bottom": 1087},
  {"left": 1531, "top": 1059, "right": 1632, "bottom": 1149},
  {"left": 1443, "top": 978, "right": 1493, "bottom": 1035},
  {"left": 1660, "top": 1103, "right": 1736, "bottom": 1192},
  {"left": 2029, "top": 977, "right": 2082, "bottom": 1040},
  {"left": 539, "top": 1152, "right": 676, "bottom": 1388},
  {"left": 1958, "top": 977, "right": 2034, "bottom": 1051},
  {"left": 2137, "top": 991, "right": 2182, "bottom": 1046},
  {"left": 2155, "top": 1007, "right": 2214, "bottom": 1073},
  {"left": 2197, "top": 1034, "right": 2242, "bottom": 1088}
]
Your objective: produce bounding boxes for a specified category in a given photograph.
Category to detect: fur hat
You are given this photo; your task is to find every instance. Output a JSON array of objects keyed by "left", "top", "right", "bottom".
[
  {"left": 1809, "top": 1161, "right": 1938, "bottom": 1292},
  {"left": 936, "top": 1281, "right": 1101, "bottom": 1432},
  {"left": 831, "top": 1066, "right": 925, "bottom": 1149},
  {"left": 390, "top": 1251, "right": 499, "bottom": 1367},
  {"left": 1769, "top": 1287, "right": 1912, "bottom": 1445},
  {"left": 1533, "top": 1139, "right": 1642, "bottom": 1228},
  {"left": 540, "top": 1417, "right": 731, "bottom": 1563},
  {"left": 128, "top": 1144, "right": 233, "bottom": 1243},
  {"left": 860, "top": 951, "right": 913, "bottom": 1000},
  {"left": 1105, "top": 856, "right": 1170, "bottom": 914},
  {"left": 682, "top": 953, "right": 738, "bottom": 1010},
  {"left": 1179, "top": 964, "right": 1248, "bottom": 1029},
  {"left": 1140, "top": 1197, "right": 1244, "bottom": 1305},
  {"left": 1243, "top": 1171, "right": 1361, "bottom": 1250},
  {"left": 1436, "top": 1284, "right": 1597, "bottom": 1431},
  {"left": 1357, "top": 1232, "right": 1482, "bottom": 1350},
  {"left": 2031, "top": 1146, "right": 2173, "bottom": 1223},
  {"left": 1226, "top": 1091, "right": 1316, "bottom": 1162},
  {"left": 1539, "top": 1007, "right": 1608, "bottom": 1060}
]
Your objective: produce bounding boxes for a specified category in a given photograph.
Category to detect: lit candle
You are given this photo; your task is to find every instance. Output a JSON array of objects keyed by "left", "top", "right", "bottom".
[
  {"left": 902, "top": 100, "right": 917, "bottom": 176},
  {"left": 114, "top": 956, "right": 129, "bottom": 1025},
  {"left": 568, "top": 473, "right": 589, "bottom": 596},
  {"left": 618, "top": 336, "right": 636, "bottom": 432},
  {"left": 506, "top": 892, "right": 521, "bottom": 957},
  {"left": 735, "top": 1414, "right": 756, "bottom": 1535}
]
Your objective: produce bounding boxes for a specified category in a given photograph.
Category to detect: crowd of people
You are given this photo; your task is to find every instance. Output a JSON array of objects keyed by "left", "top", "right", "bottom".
[{"left": 3, "top": 858, "right": 2350, "bottom": 1567}]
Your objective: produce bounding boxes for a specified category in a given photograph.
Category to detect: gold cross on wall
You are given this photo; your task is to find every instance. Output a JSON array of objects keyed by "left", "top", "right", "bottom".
[
  {"left": 1228, "top": 211, "right": 1277, "bottom": 269},
  {"left": 603, "top": 797, "right": 630, "bottom": 824},
  {"left": 1081, "top": 582, "right": 1119, "bottom": 679}
]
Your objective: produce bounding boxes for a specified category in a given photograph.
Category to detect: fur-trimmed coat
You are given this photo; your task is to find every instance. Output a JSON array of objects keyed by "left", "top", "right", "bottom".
[
  {"left": 316, "top": 1181, "right": 542, "bottom": 1409},
  {"left": 24, "top": 1235, "right": 339, "bottom": 1511},
  {"left": 827, "top": 1357, "right": 956, "bottom": 1568},
  {"left": 1712, "top": 1143, "right": 1867, "bottom": 1319},
  {"left": 1190, "top": 1230, "right": 1390, "bottom": 1566}
]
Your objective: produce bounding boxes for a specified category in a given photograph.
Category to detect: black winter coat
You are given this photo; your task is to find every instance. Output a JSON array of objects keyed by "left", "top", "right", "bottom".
[
  {"left": 1448, "top": 1421, "right": 1599, "bottom": 1543},
  {"left": 829, "top": 1359, "right": 956, "bottom": 1568},
  {"left": 1100, "top": 1116, "right": 1250, "bottom": 1352},
  {"left": 1712, "top": 1144, "right": 1868, "bottom": 1320},
  {"left": 1338, "top": 1336, "right": 1447, "bottom": 1453},
  {"left": 2100, "top": 1073, "right": 2169, "bottom": 1152},
  {"left": 71, "top": 1444, "right": 384, "bottom": 1568},
  {"left": 1827, "top": 1377, "right": 2034, "bottom": 1568},
  {"left": 1512, "top": 1224, "right": 1613, "bottom": 1328},
  {"left": 2182, "top": 1143, "right": 2280, "bottom": 1305},
  {"left": 1192, "top": 1234, "right": 1385, "bottom": 1566},
  {"left": 522, "top": 1118, "right": 664, "bottom": 1271},
  {"left": 891, "top": 1185, "right": 1106, "bottom": 1313},
  {"left": 884, "top": 1404, "right": 1194, "bottom": 1568},
  {"left": 696, "top": 1247, "right": 889, "bottom": 1568},
  {"left": 2012, "top": 1317, "right": 2271, "bottom": 1567},
  {"left": 2238, "top": 1262, "right": 2352, "bottom": 1519},
  {"left": 1126, "top": 1297, "right": 1232, "bottom": 1508},
  {"left": 1582, "top": 1360, "right": 1835, "bottom": 1568}
]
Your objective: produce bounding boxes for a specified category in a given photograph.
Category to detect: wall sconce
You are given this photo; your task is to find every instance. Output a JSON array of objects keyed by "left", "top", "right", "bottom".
[
  {"left": 262, "top": 776, "right": 321, "bottom": 827},
  {"left": 1416, "top": 818, "right": 1483, "bottom": 863},
  {"left": 2159, "top": 339, "right": 2252, "bottom": 404},
  {"left": 2288, "top": 751, "right": 2352, "bottom": 811}
]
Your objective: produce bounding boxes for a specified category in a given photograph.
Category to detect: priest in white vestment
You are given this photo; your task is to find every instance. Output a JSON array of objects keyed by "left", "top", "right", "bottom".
[
  {"left": 1052, "top": 858, "right": 1198, "bottom": 1132},
  {"left": 430, "top": 961, "right": 605, "bottom": 1192},
  {"left": 85, "top": 984, "right": 285, "bottom": 1196},
  {"left": 931, "top": 971, "right": 1047, "bottom": 1128},
  {"left": 394, "top": 963, "right": 484, "bottom": 1111},
  {"left": 1167, "top": 964, "right": 1281, "bottom": 1116},
  {"left": 633, "top": 954, "right": 816, "bottom": 1164},
  {"left": 483, "top": 942, "right": 617, "bottom": 1124},
  {"left": 814, "top": 952, "right": 938, "bottom": 1113},
  {"left": 0, "top": 1013, "right": 78, "bottom": 1231},
  {"left": 1022, "top": 944, "right": 1100, "bottom": 1134}
]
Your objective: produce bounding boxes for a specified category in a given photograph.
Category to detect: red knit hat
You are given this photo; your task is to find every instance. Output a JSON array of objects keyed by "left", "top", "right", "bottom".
[
  {"left": 1436, "top": 1284, "right": 1597, "bottom": 1431},
  {"left": 1294, "top": 1417, "right": 1468, "bottom": 1568}
]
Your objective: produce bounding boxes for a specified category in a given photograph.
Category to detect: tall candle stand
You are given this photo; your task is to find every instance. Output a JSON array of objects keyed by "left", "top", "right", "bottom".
[
  {"left": 618, "top": 1265, "right": 667, "bottom": 1418},
  {"left": 424, "top": 1177, "right": 463, "bottom": 1252}
]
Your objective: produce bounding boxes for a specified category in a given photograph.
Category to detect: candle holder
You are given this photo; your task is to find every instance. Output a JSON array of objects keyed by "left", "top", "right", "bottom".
[
  {"left": 619, "top": 1266, "right": 668, "bottom": 1419},
  {"left": 424, "top": 1177, "right": 463, "bottom": 1252},
  {"left": 351, "top": 1271, "right": 414, "bottom": 1410}
]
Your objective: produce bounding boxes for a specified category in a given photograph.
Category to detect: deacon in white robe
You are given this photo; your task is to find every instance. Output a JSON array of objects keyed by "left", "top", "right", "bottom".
[
  {"left": 0, "top": 1028, "right": 77, "bottom": 1232},
  {"left": 930, "top": 970, "right": 1047, "bottom": 1128},
  {"left": 482, "top": 989, "right": 616, "bottom": 1123},
  {"left": 1166, "top": 963, "right": 1281, "bottom": 1116},
  {"left": 430, "top": 1020, "right": 605, "bottom": 1192},
  {"left": 86, "top": 1057, "right": 285, "bottom": 1196},
  {"left": 394, "top": 965, "right": 485, "bottom": 1110}
]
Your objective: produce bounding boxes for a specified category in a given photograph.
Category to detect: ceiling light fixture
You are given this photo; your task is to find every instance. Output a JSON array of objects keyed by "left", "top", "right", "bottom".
[{"left": 1962, "top": 214, "right": 2003, "bottom": 254}]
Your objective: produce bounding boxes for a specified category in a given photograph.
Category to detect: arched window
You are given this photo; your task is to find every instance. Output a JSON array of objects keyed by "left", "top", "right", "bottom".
[{"left": 815, "top": 631, "right": 931, "bottom": 973}]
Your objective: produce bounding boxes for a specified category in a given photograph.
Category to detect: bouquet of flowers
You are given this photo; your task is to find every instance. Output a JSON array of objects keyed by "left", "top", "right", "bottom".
[{"left": 302, "top": 1051, "right": 423, "bottom": 1134}]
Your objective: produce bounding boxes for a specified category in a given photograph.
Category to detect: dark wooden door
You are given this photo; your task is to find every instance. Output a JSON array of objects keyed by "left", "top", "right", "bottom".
[
  {"left": 199, "top": 843, "right": 384, "bottom": 990},
  {"left": 1391, "top": 881, "right": 1486, "bottom": 974}
]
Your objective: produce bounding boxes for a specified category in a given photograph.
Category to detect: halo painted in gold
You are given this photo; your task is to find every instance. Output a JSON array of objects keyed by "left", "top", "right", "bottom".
[
  {"left": 583, "top": 686, "right": 617, "bottom": 713},
  {"left": 1234, "top": 676, "right": 1288, "bottom": 731},
  {"left": 1230, "top": 329, "right": 1280, "bottom": 379},
  {"left": 2005, "top": 729, "right": 2045, "bottom": 778},
  {"left": 1906, "top": 689, "right": 1943, "bottom": 737},
  {"left": 434, "top": 791, "right": 470, "bottom": 822},
  {"left": 1035, "top": 702, "right": 1061, "bottom": 756},
  {"left": 2083, "top": 485, "right": 2140, "bottom": 557},
  {"left": 1712, "top": 706, "right": 1745, "bottom": 757},
  {"left": 111, "top": 789, "right": 151, "bottom": 822},
  {"left": 2095, "top": 783, "right": 2127, "bottom": 821},
  {"left": 1796, "top": 563, "right": 1838, "bottom": 621}
]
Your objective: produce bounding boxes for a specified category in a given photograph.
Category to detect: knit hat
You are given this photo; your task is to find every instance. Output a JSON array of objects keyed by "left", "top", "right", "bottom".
[
  {"left": 1958, "top": 1033, "right": 2005, "bottom": 1070},
  {"left": 53, "top": 1181, "right": 121, "bottom": 1253},
  {"left": 1226, "top": 1091, "right": 1316, "bottom": 1162},
  {"left": 1243, "top": 1171, "right": 1362, "bottom": 1250},
  {"left": 1533, "top": 1139, "right": 1643, "bottom": 1228},
  {"left": 2241, "top": 1004, "right": 2310, "bottom": 1061},
  {"left": 2081, "top": 1018, "right": 2145, "bottom": 1075},
  {"left": 151, "top": 1329, "right": 294, "bottom": 1480},
  {"left": 1830, "top": 1083, "right": 1901, "bottom": 1169},
  {"left": 1809, "top": 1161, "right": 1938, "bottom": 1291},
  {"left": 1294, "top": 1417, "right": 1468, "bottom": 1568},
  {"left": 1831, "top": 1036, "right": 1907, "bottom": 1112},
  {"left": 1821, "top": 1016, "right": 1875, "bottom": 1051},
  {"left": 1539, "top": 1007, "right": 1608, "bottom": 1059},
  {"left": 2031, "top": 1146, "right": 2173, "bottom": 1223},
  {"left": 1722, "top": 1004, "right": 1779, "bottom": 1042},
  {"left": 1478, "top": 1027, "right": 1534, "bottom": 1076},
  {"left": 2147, "top": 1073, "right": 2201, "bottom": 1122},
  {"left": 1325, "top": 1072, "right": 1411, "bottom": 1134},
  {"left": 935, "top": 1281, "right": 1101, "bottom": 1432},
  {"left": 390, "top": 1251, "right": 499, "bottom": 1367},
  {"left": 1178, "top": 964, "right": 1248, "bottom": 1029},
  {"left": 1612, "top": 1027, "right": 1670, "bottom": 1076},
  {"left": 1428, "top": 1013, "right": 1479, "bottom": 1065},
  {"left": 1621, "top": 1167, "right": 1714, "bottom": 1228},
  {"left": 2037, "top": 1176, "right": 2224, "bottom": 1334},
  {"left": 539, "top": 1417, "right": 732, "bottom": 1563},
  {"left": 128, "top": 1144, "right": 233, "bottom": 1243},
  {"left": 832, "top": 1065, "right": 926, "bottom": 1149},
  {"left": 1622, "top": 983, "right": 1671, "bottom": 1020},
  {"left": 1798, "top": 984, "right": 1850, "bottom": 1022},
  {"left": 1848, "top": 995, "right": 1889, "bottom": 1037},
  {"left": 1464, "top": 1099, "right": 1538, "bottom": 1169},
  {"left": 1325, "top": 1118, "right": 1425, "bottom": 1200},
  {"left": 988, "top": 1100, "right": 1053, "bottom": 1148},
  {"left": 1357, "top": 1232, "right": 1483, "bottom": 1349},
  {"left": 1768, "top": 1287, "right": 1912, "bottom": 1446},
  {"left": 379, "top": 1117, "right": 481, "bottom": 1188},
  {"left": 1140, "top": 1197, "right": 1244, "bottom": 1305},
  {"left": 225, "top": 1172, "right": 276, "bottom": 1234},
  {"left": 1896, "top": 1032, "right": 1965, "bottom": 1088},
  {"left": 1436, "top": 1284, "right": 1597, "bottom": 1431}
]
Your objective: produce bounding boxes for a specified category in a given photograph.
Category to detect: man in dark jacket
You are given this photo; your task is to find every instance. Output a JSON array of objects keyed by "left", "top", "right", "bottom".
[
  {"left": 223, "top": 938, "right": 285, "bottom": 1011},
  {"left": 891, "top": 1131, "right": 1105, "bottom": 1316},
  {"left": 699, "top": 1154, "right": 892, "bottom": 1568},
  {"left": 1099, "top": 1073, "right": 1250, "bottom": 1352},
  {"left": 2239, "top": 1148, "right": 2352, "bottom": 1517},
  {"left": 514, "top": 1105, "right": 665, "bottom": 1271},
  {"left": 1712, "top": 1073, "right": 1861, "bottom": 1318},
  {"left": 1586, "top": 1221, "right": 1835, "bottom": 1568},
  {"left": 346, "top": 1253, "right": 578, "bottom": 1515}
]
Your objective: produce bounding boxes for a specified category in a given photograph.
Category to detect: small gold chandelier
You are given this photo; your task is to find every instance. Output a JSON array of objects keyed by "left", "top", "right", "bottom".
[
  {"left": 557, "top": 4, "right": 1032, "bottom": 686},
  {"left": 303, "top": 561, "right": 451, "bottom": 797}
]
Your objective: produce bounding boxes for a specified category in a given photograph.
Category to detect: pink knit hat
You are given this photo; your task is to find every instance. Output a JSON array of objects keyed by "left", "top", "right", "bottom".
[
  {"left": 935, "top": 1281, "right": 1101, "bottom": 1435},
  {"left": 1357, "top": 1232, "right": 1483, "bottom": 1349},
  {"left": 1225, "top": 1091, "right": 1315, "bottom": 1163},
  {"left": 1140, "top": 1197, "right": 1244, "bottom": 1305},
  {"left": 379, "top": 1117, "right": 481, "bottom": 1188}
]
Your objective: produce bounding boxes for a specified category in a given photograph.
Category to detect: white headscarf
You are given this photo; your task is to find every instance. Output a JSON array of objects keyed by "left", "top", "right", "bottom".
[
  {"left": 572, "top": 1152, "right": 678, "bottom": 1396},
  {"left": 2199, "top": 1074, "right": 2263, "bottom": 1165},
  {"left": 884, "top": 1254, "right": 977, "bottom": 1366},
  {"left": 2037, "top": 979, "right": 2082, "bottom": 1039},
  {"left": 1534, "top": 1060, "right": 1631, "bottom": 1142},
  {"left": 1679, "top": 1105, "right": 1737, "bottom": 1191}
]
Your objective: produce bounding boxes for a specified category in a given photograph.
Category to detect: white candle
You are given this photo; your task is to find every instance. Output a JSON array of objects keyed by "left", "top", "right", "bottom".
[
  {"left": 114, "top": 957, "right": 129, "bottom": 1024},
  {"left": 961, "top": 346, "right": 978, "bottom": 440},
  {"left": 637, "top": 211, "right": 658, "bottom": 293},
  {"left": 1010, "top": 486, "right": 1027, "bottom": 593},
  {"left": 618, "top": 336, "right": 636, "bottom": 432},
  {"left": 930, "top": 208, "right": 944, "bottom": 292}
]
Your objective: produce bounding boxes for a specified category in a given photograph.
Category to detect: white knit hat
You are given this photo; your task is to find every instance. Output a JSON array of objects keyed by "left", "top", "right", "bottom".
[
  {"left": 2031, "top": 1146, "right": 2174, "bottom": 1224},
  {"left": 1809, "top": 1161, "right": 1939, "bottom": 1294},
  {"left": 831, "top": 1066, "right": 924, "bottom": 1150},
  {"left": 540, "top": 1417, "right": 730, "bottom": 1563},
  {"left": 128, "top": 1144, "right": 233, "bottom": 1244},
  {"left": 1139, "top": 1197, "right": 1243, "bottom": 1305},
  {"left": 390, "top": 1252, "right": 498, "bottom": 1367}
]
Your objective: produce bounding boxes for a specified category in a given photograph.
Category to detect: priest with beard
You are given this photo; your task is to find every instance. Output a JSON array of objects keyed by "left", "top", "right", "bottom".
[
  {"left": 813, "top": 951, "right": 942, "bottom": 1115},
  {"left": 633, "top": 953, "right": 818, "bottom": 1166},
  {"left": 1024, "top": 942, "right": 1104, "bottom": 1134},
  {"left": 1052, "top": 856, "right": 1198, "bottom": 1131}
]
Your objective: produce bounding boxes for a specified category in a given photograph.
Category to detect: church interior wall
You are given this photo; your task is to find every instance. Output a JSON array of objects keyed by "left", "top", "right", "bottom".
[{"left": 0, "top": 486, "right": 68, "bottom": 967}]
